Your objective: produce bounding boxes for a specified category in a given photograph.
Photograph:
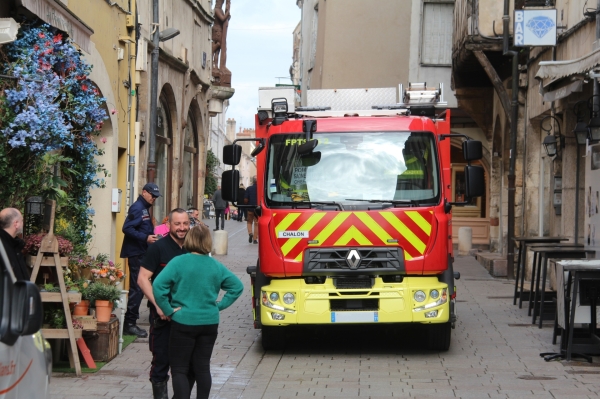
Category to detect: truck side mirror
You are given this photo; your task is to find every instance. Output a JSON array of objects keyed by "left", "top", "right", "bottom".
[
  {"left": 301, "top": 151, "right": 321, "bottom": 166},
  {"left": 298, "top": 139, "right": 318, "bottom": 155},
  {"left": 462, "top": 140, "right": 482, "bottom": 161},
  {"left": 464, "top": 165, "right": 484, "bottom": 198},
  {"left": 10, "top": 280, "right": 43, "bottom": 336},
  {"left": 221, "top": 170, "right": 240, "bottom": 202},
  {"left": 223, "top": 144, "right": 242, "bottom": 166}
]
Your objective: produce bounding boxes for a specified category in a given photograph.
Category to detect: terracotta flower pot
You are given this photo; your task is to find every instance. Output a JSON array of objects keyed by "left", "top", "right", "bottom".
[
  {"left": 73, "top": 300, "right": 90, "bottom": 316},
  {"left": 95, "top": 300, "right": 113, "bottom": 322}
]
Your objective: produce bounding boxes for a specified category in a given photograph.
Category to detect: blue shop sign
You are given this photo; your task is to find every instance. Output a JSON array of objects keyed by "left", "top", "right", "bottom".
[{"left": 514, "top": 9, "right": 557, "bottom": 47}]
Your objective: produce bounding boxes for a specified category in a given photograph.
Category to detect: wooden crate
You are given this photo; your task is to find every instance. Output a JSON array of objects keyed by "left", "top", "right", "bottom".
[
  {"left": 73, "top": 315, "right": 97, "bottom": 331},
  {"left": 82, "top": 317, "right": 119, "bottom": 362}
]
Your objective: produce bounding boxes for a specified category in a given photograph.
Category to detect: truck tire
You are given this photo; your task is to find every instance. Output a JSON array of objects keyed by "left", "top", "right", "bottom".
[
  {"left": 261, "top": 326, "right": 285, "bottom": 350},
  {"left": 427, "top": 321, "right": 451, "bottom": 351}
]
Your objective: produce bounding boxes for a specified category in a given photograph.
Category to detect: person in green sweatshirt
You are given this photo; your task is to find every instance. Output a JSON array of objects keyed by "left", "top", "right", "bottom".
[{"left": 152, "top": 224, "right": 243, "bottom": 399}]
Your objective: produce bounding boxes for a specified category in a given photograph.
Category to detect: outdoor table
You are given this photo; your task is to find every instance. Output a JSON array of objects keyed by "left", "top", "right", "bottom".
[
  {"left": 529, "top": 247, "right": 595, "bottom": 328},
  {"left": 523, "top": 242, "right": 583, "bottom": 311},
  {"left": 541, "top": 260, "right": 600, "bottom": 362},
  {"left": 512, "top": 236, "right": 569, "bottom": 308}
]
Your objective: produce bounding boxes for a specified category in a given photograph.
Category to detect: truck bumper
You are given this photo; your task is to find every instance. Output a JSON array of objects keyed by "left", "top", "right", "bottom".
[{"left": 259, "top": 277, "right": 449, "bottom": 326}]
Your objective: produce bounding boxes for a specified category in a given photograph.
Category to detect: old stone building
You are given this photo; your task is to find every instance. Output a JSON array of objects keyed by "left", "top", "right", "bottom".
[
  {"left": 295, "top": 0, "right": 490, "bottom": 246},
  {"left": 453, "top": 0, "right": 600, "bottom": 272}
]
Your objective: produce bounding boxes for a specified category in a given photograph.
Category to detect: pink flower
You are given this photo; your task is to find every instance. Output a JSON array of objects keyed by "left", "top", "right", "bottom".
[
  {"left": 101, "top": 137, "right": 107, "bottom": 143},
  {"left": 111, "top": 109, "right": 117, "bottom": 115},
  {"left": 109, "top": 276, "right": 115, "bottom": 281}
]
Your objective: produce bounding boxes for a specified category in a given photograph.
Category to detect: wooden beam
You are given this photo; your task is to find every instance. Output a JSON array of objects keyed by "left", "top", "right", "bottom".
[{"left": 473, "top": 50, "right": 512, "bottom": 119}]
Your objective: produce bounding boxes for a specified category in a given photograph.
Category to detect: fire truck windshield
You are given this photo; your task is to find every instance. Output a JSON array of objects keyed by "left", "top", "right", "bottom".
[{"left": 266, "top": 132, "right": 440, "bottom": 206}]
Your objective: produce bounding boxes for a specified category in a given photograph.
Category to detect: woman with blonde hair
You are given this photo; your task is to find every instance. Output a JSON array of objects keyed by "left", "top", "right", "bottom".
[{"left": 153, "top": 225, "right": 243, "bottom": 399}]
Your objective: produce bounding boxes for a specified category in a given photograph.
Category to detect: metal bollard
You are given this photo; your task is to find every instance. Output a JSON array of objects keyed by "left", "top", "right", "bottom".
[{"left": 458, "top": 226, "right": 472, "bottom": 256}]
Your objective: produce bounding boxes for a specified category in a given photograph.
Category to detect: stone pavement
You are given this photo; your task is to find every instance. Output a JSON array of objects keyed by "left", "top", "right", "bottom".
[{"left": 50, "top": 219, "right": 600, "bottom": 398}]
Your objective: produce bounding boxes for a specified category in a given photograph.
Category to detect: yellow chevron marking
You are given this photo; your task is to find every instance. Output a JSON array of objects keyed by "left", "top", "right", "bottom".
[
  {"left": 355, "top": 212, "right": 394, "bottom": 245},
  {"left": 275, "top": 213, "right": 302, "bottom": 236},
  {"left": 406, "top": 211, "right": 432, "bottom": 236},
  {"left": 294, "top": 252, "right": 303, "bottom": 262},
  {"left": 380, "top": 212, "right": 426, "bottom": 255},
  {"left": 280, "top": 213, "right": 326, "bottom": 256},
  {"left": 404, "top": 250, "right": 413, "bottom": 260},
  {"left": 310, "top": 212, "right": 351, "bottom": 246},
  {"left": 334, "top": 225, "right": 372, "bottom": 246}
]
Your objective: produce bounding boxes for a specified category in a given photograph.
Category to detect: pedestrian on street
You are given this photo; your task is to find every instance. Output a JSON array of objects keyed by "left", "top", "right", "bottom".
[
  {"left": 121, "top": 182, "right": 162, "bottom": 338},
  {"left": 0, "top": 208, "right": 29, "bottom": 281},
  {"left": 137, "top": 208, "right": 193, "bottom": 399},
  {"left": 245, "top": 176, "right": 258, "bottom": 244},
  {"left": 187, "top": 207, "right": 200, "bottom": 228},
  {"left": 212, "top": 186, "right": 227, "bottom": 231},
  {"left": 154, "top": 216, "right": 169, "bottom": 237},
  {"left": 237, "top": 184, "right": 246, "bottom": 222},
  {"left": 153, "top": 224, "right": 243, "bottom": 399}
]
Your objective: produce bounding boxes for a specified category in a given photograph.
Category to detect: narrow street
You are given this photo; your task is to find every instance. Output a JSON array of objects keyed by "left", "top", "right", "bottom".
[{"left": 49, "top": 218, "right": 600, "bottom": 399}]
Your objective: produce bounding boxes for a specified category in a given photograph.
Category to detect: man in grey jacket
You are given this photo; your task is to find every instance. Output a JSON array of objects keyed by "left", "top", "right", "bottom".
[{"left": 212, "top": 186, "right": 228, "bottom": 231}]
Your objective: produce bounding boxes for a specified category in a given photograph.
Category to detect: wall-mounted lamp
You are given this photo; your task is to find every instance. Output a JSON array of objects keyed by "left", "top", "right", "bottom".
[
  {"left": 573, "top": 100, "right": 590, "bottom": 145},
  {"left": 541, "top": 115, "right": 563, "bottom": 157},
  {"left": 588, "top": 95, "right": 600, "bottom": 142}
]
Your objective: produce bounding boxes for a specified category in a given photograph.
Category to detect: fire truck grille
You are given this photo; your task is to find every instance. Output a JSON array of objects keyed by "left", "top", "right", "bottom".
[{"left": 303, "top": 247, "right": 405, "bottom": 276}]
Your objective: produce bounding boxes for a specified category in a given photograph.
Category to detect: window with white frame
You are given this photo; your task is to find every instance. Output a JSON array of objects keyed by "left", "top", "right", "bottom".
[{"left": 421, "top": 2, "right": 453, "bottom": 66}]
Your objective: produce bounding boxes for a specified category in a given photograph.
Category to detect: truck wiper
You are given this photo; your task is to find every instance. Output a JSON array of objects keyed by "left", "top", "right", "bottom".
[
  {"left": 292, "top": 201, "right": 344, "bottom": 211},
  {"left": 345, "top": 199, "right": 418, "bottom": 207}
]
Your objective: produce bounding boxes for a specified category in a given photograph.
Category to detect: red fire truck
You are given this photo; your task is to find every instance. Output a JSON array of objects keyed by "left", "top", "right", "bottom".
[{"left": 221, "top": 84, "right": 484, "bottom": 350}]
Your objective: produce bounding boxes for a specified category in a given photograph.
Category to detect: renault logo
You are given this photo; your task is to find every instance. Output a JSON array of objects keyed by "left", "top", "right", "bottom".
[{"left": 346, "top": 249, "right": 361, "bottom": 269}]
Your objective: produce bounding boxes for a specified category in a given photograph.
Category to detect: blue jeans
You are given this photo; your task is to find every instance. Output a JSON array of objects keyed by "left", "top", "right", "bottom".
[{"left": 169, "top": 321, "right": 218, "bottom": 399}]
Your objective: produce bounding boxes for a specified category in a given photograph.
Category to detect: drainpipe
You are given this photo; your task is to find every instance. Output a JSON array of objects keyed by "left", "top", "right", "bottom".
[
  {"left": 147, "top": 0, "right": 160, "bottom": 183},
  {"left": 128, "top": 0, "right": 138, "bottom": 206},
  {"left": 504, "top": 0, "right": 519, "bottom": 279}
]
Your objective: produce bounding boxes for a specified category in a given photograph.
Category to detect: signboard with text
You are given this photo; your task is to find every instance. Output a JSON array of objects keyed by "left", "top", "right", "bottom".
[{"left": 514, "top": 9, "right": 557, "bottom": 47}]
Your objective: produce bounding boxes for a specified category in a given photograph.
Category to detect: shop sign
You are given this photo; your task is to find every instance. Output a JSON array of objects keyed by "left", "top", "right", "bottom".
[{"left": 514, "top": 9, "right": 557, "bottom": 47}]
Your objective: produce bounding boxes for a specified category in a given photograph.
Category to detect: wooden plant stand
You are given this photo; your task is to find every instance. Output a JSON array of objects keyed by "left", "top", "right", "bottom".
[{"left": 30, "top": 200, "right": 82, "bottom": 376}]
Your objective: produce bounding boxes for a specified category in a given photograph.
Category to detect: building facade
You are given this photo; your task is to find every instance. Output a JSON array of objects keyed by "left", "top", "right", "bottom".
[
  {"left": 1, "top": 0, "right": 230, "bottom": 266},
  {"left": 452, "top": 0, "right": 600, "bottom": 267},
  {"left": 295, "top": 0, "right": 490, "bottom": 246}
]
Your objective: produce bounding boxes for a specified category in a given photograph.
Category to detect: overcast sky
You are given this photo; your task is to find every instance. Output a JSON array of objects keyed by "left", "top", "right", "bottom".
[{"left": 225, "top": 0, "right": 300, "bottom": 132}]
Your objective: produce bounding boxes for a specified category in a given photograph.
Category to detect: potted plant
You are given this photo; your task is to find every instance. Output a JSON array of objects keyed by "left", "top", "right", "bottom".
[
  {"left": 89, "top": 254, "right": 125, "bottom": 286},
  {"left": 24, "top": 233, "right": 73, "bottom": 267},
  {"left": 86, "top": 282, "right": 121, "bottom": 322},
  {"left": 72, "top": 280, "right": 91, "bottom": 316}
]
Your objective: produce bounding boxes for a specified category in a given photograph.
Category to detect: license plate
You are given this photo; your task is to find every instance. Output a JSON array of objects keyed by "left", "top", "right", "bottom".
[{"left": 331, "top": 311, "right": 378, "bottom": 323}]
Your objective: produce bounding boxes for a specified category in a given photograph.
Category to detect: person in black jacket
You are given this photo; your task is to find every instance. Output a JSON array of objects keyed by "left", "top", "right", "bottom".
[
  {"left": 0, "top": 208, "right": 29, "bottom": 281},
  {"left": 120, "top": 182, "right": 161, "bottom": 337},
  {"left": 245, "top": 176, "right": 258, "bottom": 244},
  {"left": 237, "top": 184, "right": 246, "bottom": 222}
]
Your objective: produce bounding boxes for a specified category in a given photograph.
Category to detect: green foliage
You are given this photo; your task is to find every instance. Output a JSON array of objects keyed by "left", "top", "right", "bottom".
[
  {"left": 204, "top": 149, "right": 219, "bottom": 197},
  {"left": 43, "top": 306, "right": 65, "bottom": 329},
  {"left": 87, "top": 282, "right": 121, "bottom": 305}
]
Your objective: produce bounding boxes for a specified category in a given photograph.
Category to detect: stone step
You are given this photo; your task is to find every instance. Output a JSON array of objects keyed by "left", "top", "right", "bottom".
[{"left": 474, "top": 252, "right": 507, "bottom": 277}]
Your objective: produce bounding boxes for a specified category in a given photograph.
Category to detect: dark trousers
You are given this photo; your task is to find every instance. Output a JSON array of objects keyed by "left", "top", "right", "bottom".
[
  {"left": 125, "top": 255, "right": 144, "bottom": 325},
  {"left": 148, "top": 305, "right": 171, "bottom": 383},
  {"left": 237, "top": 208, "right": 246, "bottom": 221},
  {"left": 215, "top": 209, "right": 225, "bottom": 229},
  {"left": 169, "top": 321, "right": 218, "bottom": 399}
]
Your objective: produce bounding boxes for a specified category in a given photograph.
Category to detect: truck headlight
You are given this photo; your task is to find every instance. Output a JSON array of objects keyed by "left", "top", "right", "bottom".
[
  {"left": 262, "top": 291, "right": 295, "bottom": 313},
  {"left": 283, "top": 292, "right": 295, "bottom": 304},
  {"left": 269, "top": 292, "right": 279, "bottom": 302},
  {"left": 430, "top": 289, "right": 439, "bottom": 299},
  {"left": 414, "top": 290, "right": 426, "bottom": 302},
  {"left": 414, "top": 288, "right": 448, "bottom": 312}
]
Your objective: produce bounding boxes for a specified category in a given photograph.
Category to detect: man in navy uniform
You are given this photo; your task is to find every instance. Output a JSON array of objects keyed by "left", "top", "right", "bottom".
[{"left": 120, "top": 182, "right": 161, "bottom": 338}]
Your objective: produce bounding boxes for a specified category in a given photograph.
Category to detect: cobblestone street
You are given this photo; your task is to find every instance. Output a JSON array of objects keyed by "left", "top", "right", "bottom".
[{"left": 50, "top": 218, "right": 600, "bottom": 398}]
